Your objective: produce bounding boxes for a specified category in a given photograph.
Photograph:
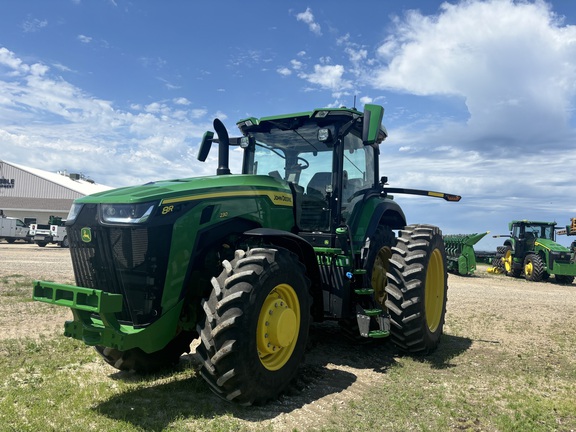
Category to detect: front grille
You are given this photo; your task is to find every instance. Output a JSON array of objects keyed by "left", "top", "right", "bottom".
[
  {"left": 68, "top": 204, "right": 171, "bottom": 326},
  {"left": 551, "top": 251, "right": 571, "bottom": 264}
]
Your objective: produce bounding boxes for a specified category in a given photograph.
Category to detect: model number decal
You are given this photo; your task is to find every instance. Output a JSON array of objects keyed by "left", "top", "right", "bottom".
[
  {"left": 219, "top": 211, "right": 229, "bottom": 218},
  {"left": 162, "top": 205, "right": 174, "bottom": 215}
]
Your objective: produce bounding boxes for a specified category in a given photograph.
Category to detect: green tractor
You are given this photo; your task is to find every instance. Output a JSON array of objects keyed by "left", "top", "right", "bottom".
[
  {"left": 33, "top": 104, "right": 461, "bottom": 405},
  {"left": 493, "top": 220, "right": 576, "bottom": 284}
]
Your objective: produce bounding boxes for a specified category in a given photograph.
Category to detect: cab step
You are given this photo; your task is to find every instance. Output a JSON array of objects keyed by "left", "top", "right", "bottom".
[
  {"left": 363, "top": 308, "right": 382, "bottom": 316},
  {"left": 356, "top": 311, "right": 391, "bottom": 338},
  {"left": 368, "top": 330, "right": 389, "bottom": 338},
  {"left": 354, "top": 288, "right": 374, "bottom": 295}
]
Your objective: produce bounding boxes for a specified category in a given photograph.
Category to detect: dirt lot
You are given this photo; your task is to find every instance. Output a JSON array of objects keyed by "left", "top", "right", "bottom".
[{"left": 1, "top": 242, "right": 575, "bottom": 430}]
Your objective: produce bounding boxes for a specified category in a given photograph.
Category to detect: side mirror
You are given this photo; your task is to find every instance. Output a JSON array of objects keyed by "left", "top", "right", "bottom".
[
  {"left": 362, "top": 104, "right": 385, "bottom": 145},
  {"left": 197, "top": 131, "right": 214, "bottom": 162}
]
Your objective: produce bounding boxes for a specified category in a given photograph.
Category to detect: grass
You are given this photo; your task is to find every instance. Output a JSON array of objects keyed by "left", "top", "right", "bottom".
[
  {"left": 0, "top": 335, "right": 249, "bottom": 432},
  {"left": 321, "top": 345, "right": 576, "bottom": 432},
  {"left": 0, "top": 274, "right": 34, "bottom": 299},
  {"left": 1, "top": 274, "right": 575, "bottom": 431}
]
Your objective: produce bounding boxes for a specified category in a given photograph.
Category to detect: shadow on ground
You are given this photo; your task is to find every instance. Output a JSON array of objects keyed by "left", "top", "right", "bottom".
[{"left": 94, "top": 323, "right": 472, "bottom": 430}]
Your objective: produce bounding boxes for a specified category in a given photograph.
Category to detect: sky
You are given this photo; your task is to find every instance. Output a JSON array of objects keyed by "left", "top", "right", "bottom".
[{"left": 1, "top": 0, "right": 576, "bottom": 250}]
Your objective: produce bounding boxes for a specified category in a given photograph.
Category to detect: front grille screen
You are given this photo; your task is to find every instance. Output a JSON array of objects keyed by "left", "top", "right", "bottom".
[{"left": 69, "top": 205, "right": 171, "bottom": 326}]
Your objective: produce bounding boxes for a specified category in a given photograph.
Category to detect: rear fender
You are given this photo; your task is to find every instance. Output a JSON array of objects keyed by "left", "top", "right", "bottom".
[
  {"left": 503, "top": 239, "right": 514, "bottom": 251},
  {"left": 348, "top": 197, "right": 406, "bottom": 246}
]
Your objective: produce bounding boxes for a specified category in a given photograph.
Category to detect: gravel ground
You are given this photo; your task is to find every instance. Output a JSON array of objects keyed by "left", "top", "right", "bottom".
[
  {"left": 1, "top": 241, "right": 575, "bottom": 430},
  {"left": 0, "top": 241, "right": 74, "bottom": 282}
]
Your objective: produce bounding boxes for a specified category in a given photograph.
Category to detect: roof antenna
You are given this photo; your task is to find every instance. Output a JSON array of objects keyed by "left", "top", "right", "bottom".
[{"left": 353, "top": 95, "right": 357, "bottom": 110}]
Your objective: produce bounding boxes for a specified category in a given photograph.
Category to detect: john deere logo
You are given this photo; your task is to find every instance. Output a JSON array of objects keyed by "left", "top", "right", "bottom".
[{"left": 81, "top": 227, "right": 92, "bottom": 243}]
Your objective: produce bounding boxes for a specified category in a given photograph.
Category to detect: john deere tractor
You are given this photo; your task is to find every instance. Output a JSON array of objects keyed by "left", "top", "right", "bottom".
[
  {"left": 33, "top": 104, "right": 461, "bottom": 405},
  {"left": 493, "top": 220, "right": 576, "bottom": 284}
]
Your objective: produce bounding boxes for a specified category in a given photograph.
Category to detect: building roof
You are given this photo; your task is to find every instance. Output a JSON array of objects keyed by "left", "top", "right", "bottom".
[{"left": 3, "top": 160, "right": 113, "bottom": 196}]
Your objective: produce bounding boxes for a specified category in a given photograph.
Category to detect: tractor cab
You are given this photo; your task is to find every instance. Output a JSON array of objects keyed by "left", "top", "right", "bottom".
[
  {"left": 508, "top": 221, "right": 555, "bottom": 257},
  {"left": 199, "top": 105, "right": 388, "bottom": 248},
  {"left": 510, "top": 220, "right": 556, "bottom": 255},
  {"left": 236, "top": 107, "right": 386, "bottom": 245}
]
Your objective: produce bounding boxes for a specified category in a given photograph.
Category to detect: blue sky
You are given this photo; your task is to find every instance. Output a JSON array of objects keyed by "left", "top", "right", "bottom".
[{"left": 1, "top": 0, "right": 576, "bottom": 250}]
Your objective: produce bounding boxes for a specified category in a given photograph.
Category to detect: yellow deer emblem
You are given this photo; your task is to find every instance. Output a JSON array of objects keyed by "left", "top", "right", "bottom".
[{"left": 81, "top": 227, "right": 92, "bottom": 243}]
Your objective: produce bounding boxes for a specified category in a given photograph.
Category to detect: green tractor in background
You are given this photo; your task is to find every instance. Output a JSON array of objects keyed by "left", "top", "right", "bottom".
[
  {"left": 33, "top": 104, "right": 461, "bottom": 405},
  {"left": 493, "top": 220, "right": 576, "bottom": 284}
]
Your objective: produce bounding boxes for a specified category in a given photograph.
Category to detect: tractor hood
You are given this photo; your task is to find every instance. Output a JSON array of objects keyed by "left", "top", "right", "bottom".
[
  {"left": 535, "top": 238, "right": 571, "bottom": 252},
  {"left": 73, "top": 174, "right": 292, "bottom": 205}
]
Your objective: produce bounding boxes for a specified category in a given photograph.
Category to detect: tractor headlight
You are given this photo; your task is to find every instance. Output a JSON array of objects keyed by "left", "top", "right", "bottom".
[
  {"left": 66, "top": 203, "right": 83, "bottom": 223},
  {"left": 100, "top": 202, "right": 156, "bottom": 224}
]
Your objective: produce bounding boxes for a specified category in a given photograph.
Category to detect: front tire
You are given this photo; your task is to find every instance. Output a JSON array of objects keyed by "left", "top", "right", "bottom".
[
  {"left": 196, "top": 247, "right": 312, "bottom": 405},
  {"left": 555, "top": 274, "right": 574, "bottom": 285},
  {"left": 385, "top": 225, "right": 448, "bottom": 353},
  {"left": 523, "top": 253, "right": 544, "bottom": 282},
  {"left": 94, "top": 330, "right": 196, "bottom": 373}
]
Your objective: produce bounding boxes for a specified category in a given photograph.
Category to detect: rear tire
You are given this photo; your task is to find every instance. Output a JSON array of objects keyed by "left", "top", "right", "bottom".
[
  {"left": 196, "top": 247, "right": 311, "bottom": 405},
  {"left": 385, "top": 224, "right": 448, "bottom": 353},
  {"left": 364, "top": 225, "right": 395, "bottom": 307},
  {"left": 503, "top": 246, "right": 522, "bottom": 278},
  {"left": 492, "top": 246, "right": 507, "bottom": 272},
  {"left": 94, "top": 330, "right": 195, "bottom": 373}
]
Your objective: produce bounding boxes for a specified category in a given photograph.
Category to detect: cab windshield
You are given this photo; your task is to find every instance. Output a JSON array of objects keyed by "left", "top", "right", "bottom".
[
  {"left": 245, "top": 123, "right": 374, "bottom": 197},
  {"left": 514, "top": 224, "right": 555, "bottom": 241}
]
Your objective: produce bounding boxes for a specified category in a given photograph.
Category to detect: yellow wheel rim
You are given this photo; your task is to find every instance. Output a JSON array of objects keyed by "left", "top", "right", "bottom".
[
  {"left": 503, "top": 250, "right": 513, "bottom": 273},
  {"left": 425, "top": 248, "right": 445, "bottom": 332},
  {"left": 525, "top": 260, "right": 533, "bottom": 277},
  {"left": 257, "top": 283, "right": 300, "bottom": 371},
  {"left": 371, "top": 246, "right": 392, "bottom": 306}
]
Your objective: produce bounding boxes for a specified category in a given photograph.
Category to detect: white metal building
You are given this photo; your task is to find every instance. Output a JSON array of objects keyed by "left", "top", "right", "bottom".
[{"left": 0, "top": 160, "right": 113, "bottom": 224}]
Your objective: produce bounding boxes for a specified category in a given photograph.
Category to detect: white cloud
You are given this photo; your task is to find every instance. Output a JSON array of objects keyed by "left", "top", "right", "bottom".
[
  {"left": 0, "top": 47, "right": 29, "bottom": 74},
  {"left": 173, "top": 97, "right": 191, "bottom": 106},
  {"left": 296, "top": 8, "right": 322, "bottom": 35},
  {"left": 277, "top": 67, "right": 292, "bottom": 76},
  {"left": 290, "top": 59, "right": 303, "bottom": 70},
  {"left": 22, "top": 18, "right": 48, "bottom": 33},
  {"left": 52, "top": 62, "right": 73, "bottom": 73},
  {"left": 359, "top": 96, "right": 373, "bottom": 105},
  {"left": 0, "top": 48, "right": 219, "bottom": 187},
  {"left": 77, "top": 34, "right": 92, "bottom": 44},
  {"left": 299, "top": 64, "right": 351, "bottom": 92},
  {"left": 371, "top": 0, "right": 576, "bottom": 146}
]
